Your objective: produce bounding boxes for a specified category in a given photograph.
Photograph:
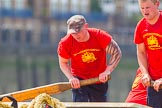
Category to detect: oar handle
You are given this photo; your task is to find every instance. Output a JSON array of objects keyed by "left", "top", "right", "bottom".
[{"left": 80, "top": 75, "right": 111, "bottom": 86}]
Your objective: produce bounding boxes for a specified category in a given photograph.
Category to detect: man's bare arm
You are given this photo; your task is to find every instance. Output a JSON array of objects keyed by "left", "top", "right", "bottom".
[
  {"left": 137, "top": 43, "right": 148, "bottom": 75},
  {"left": 58, "top": 55, "right": 74, "bottom": 80},
  {"left": 106, "top": 39, "right": 122, "bottom": 72},
  {"left": 58, "top": 55, "right": 80, "bottom": 88}
]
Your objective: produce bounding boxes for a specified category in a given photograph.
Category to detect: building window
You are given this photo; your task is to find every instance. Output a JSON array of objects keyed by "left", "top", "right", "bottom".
[
  {"left": 1, "top": 29, "right": 10, "bottom": 44},
  {"left": 14, "top": 29, "right": 21, "bottom": 44},
  {"left": 25, "top": 30, "right": 32, "bottom": 46},
  {"left": 40, "top": 25, "right": 50, "bottom": 46}
]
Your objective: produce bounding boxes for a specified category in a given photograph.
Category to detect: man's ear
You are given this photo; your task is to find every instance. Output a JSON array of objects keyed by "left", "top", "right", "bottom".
[
  {"left": 156, "top": 1, "right": 160, "bottom": 7},
  {"left": 85, "top": 23, "right": 89, "bottom": 28}
]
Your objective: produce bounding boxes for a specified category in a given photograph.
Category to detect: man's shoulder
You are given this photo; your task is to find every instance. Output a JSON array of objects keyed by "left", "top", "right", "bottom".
[
  {"left": 136, "top": 18, "right": 146, "bottom": 28},
  {"left": 88, "top": 28, "right": 108, "bottom": 35},
  {"left": 60, "top": 34, "right": 71, "bottom": 41},
  {"left": 58, "top": 34, "right": 73, "bottom": 46},
  {"left": 88, "top": 28, "right": 112, "bottom": 42},
  {"left": 138, "top": 17, "right": 146, "bottom": 24}
]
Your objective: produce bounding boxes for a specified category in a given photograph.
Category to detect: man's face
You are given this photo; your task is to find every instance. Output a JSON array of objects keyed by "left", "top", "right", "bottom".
[
  {"left": 139, "top": 0, "right": 159, "bottom": 22},
  {"left": 71, "top": 24, "right": 88, "bottom": 42}
]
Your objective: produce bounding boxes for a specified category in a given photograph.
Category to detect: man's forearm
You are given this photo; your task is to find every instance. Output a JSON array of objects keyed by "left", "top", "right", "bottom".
[
  {"left": 137, "top": 52, "right": 149, "bottom": 75},
  {"left": 58, "top": 56, "right": 74, "bottom": 80},
  {"left": 60, "top": 63, "right": 74, "bottom": 80}
]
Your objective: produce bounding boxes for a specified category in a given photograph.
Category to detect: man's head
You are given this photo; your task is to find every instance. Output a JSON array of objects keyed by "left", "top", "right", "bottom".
[
  {"left": 138, "top": 0, "right": 160, "bottom": 24},
  {"left": 138, "top": 0, "right": 159, "bottom": 4},
  {"left": 67, "top": 15, "right": 86, "bottom": 34}
]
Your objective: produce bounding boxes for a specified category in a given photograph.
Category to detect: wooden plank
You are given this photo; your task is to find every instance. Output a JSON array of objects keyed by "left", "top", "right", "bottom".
[
  {"left": 63, "top": 102, "right": 152, "bottom": 108},
  {"left": 5, "top": 102, "right": 152, "bottom": 108}
]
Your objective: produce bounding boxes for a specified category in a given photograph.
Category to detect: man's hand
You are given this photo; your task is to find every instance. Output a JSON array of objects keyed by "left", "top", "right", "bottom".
[
  {"left": 141, "top": 73, "right": 151, "bottom": 87},
  {"left": 69, "top": 77, "right": 80, "bottom": 89},
  {"left": 99, "top": 71, "right": 111, "bottom": 83},
  {"left": 153, "top": 78, "right": 162, "bottom": 92}
]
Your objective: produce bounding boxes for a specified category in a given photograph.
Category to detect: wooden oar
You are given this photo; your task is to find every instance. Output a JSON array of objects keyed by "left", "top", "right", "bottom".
[{"left": 0, "top": 75, "right": 111, "bottom": 102}]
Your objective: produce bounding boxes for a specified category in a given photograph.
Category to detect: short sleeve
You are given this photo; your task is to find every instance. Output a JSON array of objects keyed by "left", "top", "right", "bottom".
[
  {"left": 57, "top": 39, "right": 71, "bottom": 59},
  {"left": 134, "top": 19, "right": 145, "bottom": 44}
]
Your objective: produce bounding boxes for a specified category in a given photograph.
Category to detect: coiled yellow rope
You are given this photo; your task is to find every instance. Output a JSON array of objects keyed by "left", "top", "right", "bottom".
[
  {"left": 20, "top": 93, "right": 66, "bottom": 108},
  {"left": 0, "top": 101, "right": 13, "bottom": 108}
]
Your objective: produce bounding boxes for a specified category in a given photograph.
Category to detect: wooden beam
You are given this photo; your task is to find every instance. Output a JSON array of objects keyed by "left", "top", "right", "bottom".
[
  {"left": 64, "top": 102, "right": 152, "bottom": 108},
  {"left": 5, "top": 102, "right": 152, "bottom": 108}
]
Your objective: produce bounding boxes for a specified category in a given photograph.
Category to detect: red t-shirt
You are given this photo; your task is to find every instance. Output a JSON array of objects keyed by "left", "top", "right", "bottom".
[
  {"left": 125, "top": 68, "right": 147, "bottom": 105},
  {"left": 57, "top": 28, "right": 112, "bottom": 79},
  {"left": 134, "top": 11, "right": 162, "bottom": 80}
]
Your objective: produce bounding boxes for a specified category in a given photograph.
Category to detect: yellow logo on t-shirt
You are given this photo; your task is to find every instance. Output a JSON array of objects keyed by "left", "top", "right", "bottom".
[
  {"left": 147, "top": 35, "right": 160, "bottom": 50},
  {"left": 82, "top": 52, "right": 97, "bottom": 63},
  {"left": 144, "top": 33, "right": 162, "bottom": 50}
]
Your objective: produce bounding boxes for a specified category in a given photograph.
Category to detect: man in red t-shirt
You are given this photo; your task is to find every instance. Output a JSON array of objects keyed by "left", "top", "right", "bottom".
[
  {"left": 134, "top": 0, "right": 162, "bottom": 107},
  {"left": 57, "top": 15, "right": 122, "bottom": 102},
  {"left": 125, "top": 68, "right": 147, "bottom": 105}
]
